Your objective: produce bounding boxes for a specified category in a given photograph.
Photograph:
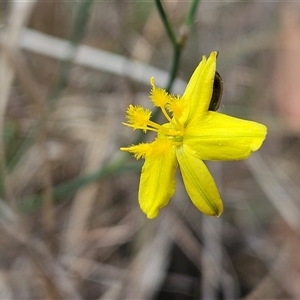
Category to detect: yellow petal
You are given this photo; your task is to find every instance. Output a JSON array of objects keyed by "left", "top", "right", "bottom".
[
  {"left": 138, "top": 146, "right": 177, "bottom": 218},
  {"left": 181, "top": 51, "right": 217, "bottom": 126},
  {"left": 184, "top": 111, "right": 267, "bottom": 161},
  {"left": 176, "top": 146, "right": 223, "bottom": 216}
]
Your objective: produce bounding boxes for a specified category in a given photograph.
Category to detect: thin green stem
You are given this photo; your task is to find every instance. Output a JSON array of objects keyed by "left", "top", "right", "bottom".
[
  {"left": 166, "top": 46, "right": 181, "bottom": 93},
  {"left": 155, "top": 0, "right": 201, "bottom": 93},
  {"left": 153, "top": 0, "right": 202, "bottom": 121},
  {"left": 154, "top": 0, "right": 177, "bottom": 48},
  {"left": 186, "top": 0, "right": 201, "bottom": 27}
]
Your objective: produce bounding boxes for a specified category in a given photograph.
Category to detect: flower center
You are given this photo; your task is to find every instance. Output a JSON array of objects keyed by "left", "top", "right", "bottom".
[
  {"left": 174, "top": 135, "right": 183, "bottom": 142},
  {"left": 156, "top": 120, "right": 185, "bottom": 146},
  {"left": 123, "top": 77, "right": 186, "bottom": 145}
]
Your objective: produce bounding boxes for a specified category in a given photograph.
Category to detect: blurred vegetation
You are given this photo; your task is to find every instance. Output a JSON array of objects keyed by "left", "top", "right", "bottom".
[{"left": 0, "top": 1, "right": 300, "bottom": 299}]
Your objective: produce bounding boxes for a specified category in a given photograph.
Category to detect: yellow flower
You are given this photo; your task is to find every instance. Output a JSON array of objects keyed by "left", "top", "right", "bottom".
[{"left": 121, "top": 51, "right": 267, "bottom": 219}]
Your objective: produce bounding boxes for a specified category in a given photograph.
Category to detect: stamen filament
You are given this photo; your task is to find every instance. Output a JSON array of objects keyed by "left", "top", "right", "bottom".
[
  {"left": 173, "top": 117, "right": 185, "bottom": 132},
  {"left": 146, "top": 120, "right": 163, "bottom": 130},
  {"left": 147, "top": 120, "right": 170, "bottom": 134},
  {"left": 161, "top": 106, "right": 173, "bottom": 123},
  {"left": 122, "top": 122, "right": 160, "bottom": 133}
]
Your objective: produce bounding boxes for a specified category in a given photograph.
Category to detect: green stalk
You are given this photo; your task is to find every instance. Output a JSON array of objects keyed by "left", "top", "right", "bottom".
[
  {"left": 155, "top": 0, "right": 201, "bottom": 93},
  {"left": 154, "top": 0, "right": 177, "bottom": 49},
  {"left": 186, "top": 0, "right": 200, "bottom": 27}
]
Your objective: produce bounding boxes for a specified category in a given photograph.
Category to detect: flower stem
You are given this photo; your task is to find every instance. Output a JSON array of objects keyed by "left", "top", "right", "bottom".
[
  {"left": 186, "top": 0, "right": 201, "bottom": 27},
  {"left": 153, "top": 0, "right": 202, "bottom": 118},
  {"left": 154, "top": 0, "right": 177, "bottom": 49}
]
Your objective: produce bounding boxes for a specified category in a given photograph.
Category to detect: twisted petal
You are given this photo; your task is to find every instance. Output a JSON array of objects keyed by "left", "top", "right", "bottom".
[
  {"left": 176, "top": 146, "right": 223, "bottom": 216},
  {"left": 138, "top": 146, "right": 177, "bottom": 219},
  {"left": 184, "top": 111, "right": 267, "bottom": 161},
  {"left": 180, "top": 51, "right": 217, "bottom": 126}
]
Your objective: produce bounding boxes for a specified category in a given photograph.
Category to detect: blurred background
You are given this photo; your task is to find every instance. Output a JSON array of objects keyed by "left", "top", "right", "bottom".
[{"left": 0, "top": 1, "right": 300, "bottom": 299}]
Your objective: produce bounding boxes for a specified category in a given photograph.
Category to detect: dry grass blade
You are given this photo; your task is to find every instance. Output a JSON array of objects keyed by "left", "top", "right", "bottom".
[
  {"left": 244, "top": 242, "right": 300, "bottom": 299},
  {"left": 61, "top": 98, "right": 115, "bottom": 263},
  {"left": 121, "top": 215, "right": 173, "bottom": 300},
  {"left": 0, "top": 1, "right": 37, "bottom": 204},
  {"left": 0, "top": 1, "right": 37, "bottom": 117},
  {"left": 0, "top": 271, "right": 13, "bottom": 299},
  {"left": 1, "top": 43, "right": 56, "bottom": 235},
  {"left": 0, "top": 200, "right": 82, "bottom": 300},
  {"left": 86, "top": 211, "right": 141, "bottom": 248},
  {"left": 16, "top": 28, "right": 186, "bottom": 94},
  {"left": 201, "top": 216, "right": 223, "bottom": 299},
  {"left": 246, "top": 153, "right": 300, "bottom": 233},
  {"left": 164, "top": 208, "right": 203, "bottom": 269},
  {"left": 60, "top": 211, "right": 142, "bottom": 299}
]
